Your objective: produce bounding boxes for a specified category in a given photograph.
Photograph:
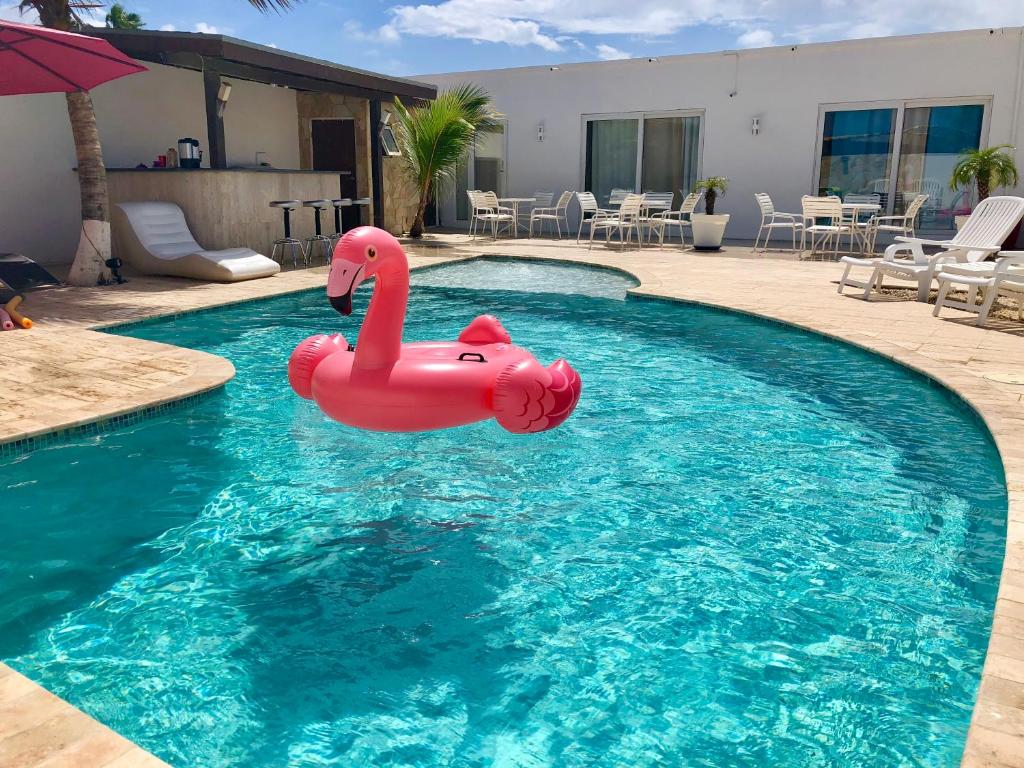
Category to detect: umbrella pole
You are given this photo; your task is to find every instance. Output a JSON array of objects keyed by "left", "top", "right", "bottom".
[{"left": 65, "top": 90, "right": 112, "bottom": 286}]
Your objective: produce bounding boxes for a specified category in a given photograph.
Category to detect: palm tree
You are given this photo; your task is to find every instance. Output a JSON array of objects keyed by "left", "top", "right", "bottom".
[
  {"left": 104, "top": 3, "right": 143, "bottom": 29},
  {"left": 17, "top": 0, "right": 298, "bottom": 285},
  {"left": 393, "top": 83, "right": 500, "bottom": 238},
  {"left": 950, "top": 145, "right": 1020, "bottom": 204}
]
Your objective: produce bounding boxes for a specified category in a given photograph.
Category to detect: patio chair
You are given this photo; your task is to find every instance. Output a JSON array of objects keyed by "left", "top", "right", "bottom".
[
  {"left": 647, "top": 192, "right": 702, "bottom": 248},
  {"left": 608, "top": 188, "right": 632, "bottom": 207},
  {"left": 589, "top": 193, "right": 645, "bottom": 250},
  {"left": 638, "top": 192, "right": 675, "bottom": 241},
  {"left": 112, "top": 202, "right": 280, "bottom": 282},
  {"left": 801, "top": 196, "right": 851, "bottom": 260},
  {"left": 467, "top": 190, "right": 487, "bottom": 239},
  {"left": 522, "top": 192, "right": 553, "bottom": 228},
  {"left": 478, "top": 191, "right": 515, "bottom": 240},
  {"left": 865, "top": 193, "right": 928, "bottom": 254},
  {"left": 934, "top": 251, "right": 1024, "bottom": 325},
  {"left": 576, "top": 191, "right": 614, "bottom": 243},
  {"left": 529, "top": 191, "right": 573, "bottom": 238},
  {"left": 752, "top": 193, "right": 803, "bottom": 253},
  {"left": 842, "top": 195, "right": 1024, "bottom": 302}
]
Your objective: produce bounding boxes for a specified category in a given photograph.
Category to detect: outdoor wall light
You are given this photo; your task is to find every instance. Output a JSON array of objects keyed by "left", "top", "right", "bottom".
[
  {"left": 537, "top": 121, "right": 545, "bottom": 142},
  {"left": 216, "top": 80, "right": 232, "bottom": 116},
  {"left": 751, "top": 116, "right": 761, "bottom": 135}
]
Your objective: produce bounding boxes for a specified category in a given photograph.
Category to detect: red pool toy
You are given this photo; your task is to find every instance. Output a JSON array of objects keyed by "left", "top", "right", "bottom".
[{"left": 289, "top": 227, "right": 582, "bottom": 433}]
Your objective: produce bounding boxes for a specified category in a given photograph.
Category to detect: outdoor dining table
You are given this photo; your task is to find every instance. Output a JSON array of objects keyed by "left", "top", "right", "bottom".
[
  {"left": 498, "top": 197, "right": 535, "bottom": 237},
  {"left": 841, "top": 202, "right": 881, "bottom": 254}
]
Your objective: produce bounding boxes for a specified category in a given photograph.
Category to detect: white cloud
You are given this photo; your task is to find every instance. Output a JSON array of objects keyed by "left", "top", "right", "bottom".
[
  {"left": 389, "top": 0, "right": 1024, "bottom": 57},
  {"left": 194, "top": 22, "right": 219, "bottom": 34},
  {"left": 342, "top": 20, "right": 401, "bottom": 44},
  {"left": 159, "top": 23, "right": 177, "bottom": 31},
  {"left": 596, "top": 44, "right": 630, "bottom": 60},
  {"left": 736, "top": 28, "right": 773, "bottom": 48}
]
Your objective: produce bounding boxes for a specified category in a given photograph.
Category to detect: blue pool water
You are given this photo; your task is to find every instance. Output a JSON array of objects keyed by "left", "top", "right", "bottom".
[{"left": 0, "top": 260, "right": 1006, "bottom": 767}]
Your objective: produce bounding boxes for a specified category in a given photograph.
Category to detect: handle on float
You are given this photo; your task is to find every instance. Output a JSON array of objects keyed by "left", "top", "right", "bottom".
[{"left": 4, "top": 296, "right": 32, "bottom": 329}]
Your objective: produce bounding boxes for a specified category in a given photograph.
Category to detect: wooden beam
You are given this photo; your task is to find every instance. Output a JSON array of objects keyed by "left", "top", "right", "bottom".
[
  {"left": 203, "top": 66, "right": 227, "bottom": 169},
  {"left": 370, "top": 99, "right": 385, "bottom": 229}
]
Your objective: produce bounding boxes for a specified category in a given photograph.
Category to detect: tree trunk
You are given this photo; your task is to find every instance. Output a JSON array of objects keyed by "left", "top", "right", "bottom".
[
  {"left": 409, "top": 180, "right": 431, "bottom": 238},
  {"left": 65, "top": 90, "right": 112, "bottom": 286},
  {"left": 977, "top": 178, "right": 990, "bottom": 203},
  {"left": 705, "top": 190, "right": 717, "bottom": 215}
]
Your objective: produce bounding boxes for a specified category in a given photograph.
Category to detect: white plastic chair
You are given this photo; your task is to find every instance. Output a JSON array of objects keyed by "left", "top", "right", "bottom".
[
  {"left": 523, "top": 192, "right": 553, "bottom": 227},
  {"left": 865, "top": 193, "right": 928, "bottom": 254},
  {"left": 801, "top": 196, "right": 851, "bottom": 260},
  {"left": 529, "top": 190, "right": 572, "bottom": 238},
  {"left": 842, "top": 196, "right": 1024, "bottom": 302},
  {"left": 934, "top": 251, "right": 1024, "bottom": 325},
  {"left": 589, "top": 193, "right": 645, "bottom": 250},
  {"left": 576, "top": 192, "right": 614, "bottom": 242},
  {"left": 607, "top": 188, "right": 632, "bottom": 208},
  {"left": 472, "top": 191, "right": 515, "bottom": 240},
  {"left": 647, "top": 192, "right": 702, "bottom": 248},
  {"left": 752, "top": 193, "right": 804, "bottom": 253}
]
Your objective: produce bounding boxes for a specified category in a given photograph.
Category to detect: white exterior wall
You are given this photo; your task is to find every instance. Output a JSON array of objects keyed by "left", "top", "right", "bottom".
[
  {"left": 0, "top": 62, "right": 300, "bottom": 265},
  {"left": 419, "top": 27, "right": 1024, "bottom": 239}
]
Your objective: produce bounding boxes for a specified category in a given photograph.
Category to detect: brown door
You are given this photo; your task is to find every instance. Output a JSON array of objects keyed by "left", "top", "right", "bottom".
[{"left": 311, "top": 119, "right": 359, "bottom": 229}]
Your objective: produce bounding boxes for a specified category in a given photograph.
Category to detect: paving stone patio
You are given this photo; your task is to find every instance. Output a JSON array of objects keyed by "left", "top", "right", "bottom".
[{"left": 3, "top": 234, "right": 1024, "bottom": 766}]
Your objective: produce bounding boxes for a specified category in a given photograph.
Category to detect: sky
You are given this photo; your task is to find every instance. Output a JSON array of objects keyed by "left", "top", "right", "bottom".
[{"left": 4, "top": 0, "right": 1024, "bottom": 77}]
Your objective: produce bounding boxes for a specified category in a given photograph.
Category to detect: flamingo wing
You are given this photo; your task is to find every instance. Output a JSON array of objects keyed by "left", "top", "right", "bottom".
[
  {"left": 493, "top": 358, "right": 582, "bottom": 433},
  {"left": 458, "top": 314, "right": 512, "bottom": 345}
]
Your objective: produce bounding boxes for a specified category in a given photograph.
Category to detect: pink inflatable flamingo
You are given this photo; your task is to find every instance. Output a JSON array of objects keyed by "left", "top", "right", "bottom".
[{"left": 288, "top": 226, "right": 582, "bottom": 433}]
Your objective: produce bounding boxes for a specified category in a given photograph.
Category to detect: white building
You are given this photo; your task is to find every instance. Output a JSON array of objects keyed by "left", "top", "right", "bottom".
[{"left": 419, "top": 27, "right": 1024, "bottom": 240}]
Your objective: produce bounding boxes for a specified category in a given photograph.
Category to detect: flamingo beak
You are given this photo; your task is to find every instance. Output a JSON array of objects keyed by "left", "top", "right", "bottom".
[{"left": 327, "top": 258, "right": 364, "bottom": 316}]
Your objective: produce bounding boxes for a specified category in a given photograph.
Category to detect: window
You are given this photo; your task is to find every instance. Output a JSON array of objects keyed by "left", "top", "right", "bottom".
[
  {"left": 584, "top": 111, "right": 703, "bottom": 207},
  {"left": 816, "top": 100, "right": 988, "bottom": 233}
]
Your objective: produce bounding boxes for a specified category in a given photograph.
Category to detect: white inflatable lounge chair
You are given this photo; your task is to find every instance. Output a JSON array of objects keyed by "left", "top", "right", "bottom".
[{"left": 113, "top": 202, "right": 280, "bottom": 282}]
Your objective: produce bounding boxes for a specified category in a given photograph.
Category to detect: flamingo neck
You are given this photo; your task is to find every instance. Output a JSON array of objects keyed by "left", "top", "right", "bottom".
[{"left": 354, "top": 261, "right": 408, "bottom": 369}]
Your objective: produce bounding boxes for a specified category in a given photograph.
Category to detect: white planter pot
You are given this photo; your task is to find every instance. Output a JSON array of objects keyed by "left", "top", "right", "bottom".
[{"left": 690, "top": 213, "right": 730, "bottom": 250}]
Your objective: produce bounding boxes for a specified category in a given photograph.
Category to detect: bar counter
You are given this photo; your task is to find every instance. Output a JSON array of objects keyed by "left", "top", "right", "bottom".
[{"left": 106, "top": 168, "right": 348, "bottom": 261}]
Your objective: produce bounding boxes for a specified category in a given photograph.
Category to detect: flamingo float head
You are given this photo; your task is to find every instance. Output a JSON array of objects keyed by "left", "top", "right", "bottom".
[{"left": 327, "top": 226, "right": 407, "bottom": 315}]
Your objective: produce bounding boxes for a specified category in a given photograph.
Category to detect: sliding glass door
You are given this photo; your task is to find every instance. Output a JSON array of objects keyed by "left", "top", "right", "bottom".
[
  {"left": 584, "top": 119, "right": 638, "bottom": 208},
  {"left": 584, "top": 111, "right": 703, "bottom": 207},
  {"left": 895, "top": 104, "right": 984, "bottom": 229},
  {"left": 816, "top": 100, "right": 989, "bottom": 233},
  {"left": 455, "top": 121, "right": 506, "bottom": 223}
]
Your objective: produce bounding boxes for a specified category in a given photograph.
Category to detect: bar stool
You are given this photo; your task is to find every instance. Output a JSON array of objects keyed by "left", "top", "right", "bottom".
[
  {"left": 329, "top": 198, "right": 352, "bottom": 249},
  {"left": 303, "top": 199, "right": 333, "bottom": 264},
  {"left": 269, "top": 200, "right": 306, "bottom": 267},
  {"left": 353, "top": 197, "right": 371, "bottom": 227}
]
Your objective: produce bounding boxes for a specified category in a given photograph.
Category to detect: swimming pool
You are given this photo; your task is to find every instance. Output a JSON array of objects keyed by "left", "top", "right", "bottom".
[{"left": 1, "top": 260, "right": 1006, "bottom": 766}]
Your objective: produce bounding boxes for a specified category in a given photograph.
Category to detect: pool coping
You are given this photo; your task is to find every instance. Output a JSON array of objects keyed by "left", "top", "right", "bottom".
[{"left": 4, "top": 245, "right": 1024, "bottom": 766}]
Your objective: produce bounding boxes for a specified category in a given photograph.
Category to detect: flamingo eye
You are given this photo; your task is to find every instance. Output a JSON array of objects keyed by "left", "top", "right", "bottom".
[{"left": 366, "top": 246, "right": 378, "bottom": 261}]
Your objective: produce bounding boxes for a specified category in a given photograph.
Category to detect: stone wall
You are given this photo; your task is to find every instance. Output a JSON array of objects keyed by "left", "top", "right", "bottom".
[{"left": 296, "top": 95, "right": 421, "bottom": 236}]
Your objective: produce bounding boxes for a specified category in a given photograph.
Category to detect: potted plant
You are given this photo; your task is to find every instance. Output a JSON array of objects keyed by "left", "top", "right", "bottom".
[
  {"left": 950, "top": 145, "right": 1019, "bottom": 231},
  {"left": 690, "top": 177, "right": 730, "bottom": 250}
]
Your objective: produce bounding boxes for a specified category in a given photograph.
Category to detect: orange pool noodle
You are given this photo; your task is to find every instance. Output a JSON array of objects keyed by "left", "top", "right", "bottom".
[{"left": 4, "top": 295, "right": 32, "bottom": 329}]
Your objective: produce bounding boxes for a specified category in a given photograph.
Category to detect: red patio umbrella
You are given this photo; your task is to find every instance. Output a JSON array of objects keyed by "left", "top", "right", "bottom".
[{"left": 0, "top": 19, "right": 146, "bottom": 95}]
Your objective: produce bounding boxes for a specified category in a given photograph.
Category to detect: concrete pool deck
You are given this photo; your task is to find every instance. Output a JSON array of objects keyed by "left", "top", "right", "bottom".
[{"left": 2, "top": 234, "right": 1024, "bottom": 766}]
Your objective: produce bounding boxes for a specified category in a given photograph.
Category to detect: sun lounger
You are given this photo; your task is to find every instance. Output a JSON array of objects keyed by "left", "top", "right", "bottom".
[{"left": 112, "top": 202, "right": 280, "bottom": 282}]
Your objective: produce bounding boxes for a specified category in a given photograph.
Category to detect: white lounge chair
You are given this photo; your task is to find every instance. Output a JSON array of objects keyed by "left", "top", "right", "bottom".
[
  {"left": 840, "top": 196, "right": 1024, "bottom": 302},
  {"left": 112, "top": 202, "right": 279, "bottom": 282},
  {"left": 529, "top": 190, "right": 572, "bottom": 238},
  {"left": 934, "top": 251, "right": 1024, "bottom": 325},
  {"left": 752, "top": 192, "right": 803, "bottom": 253}
]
